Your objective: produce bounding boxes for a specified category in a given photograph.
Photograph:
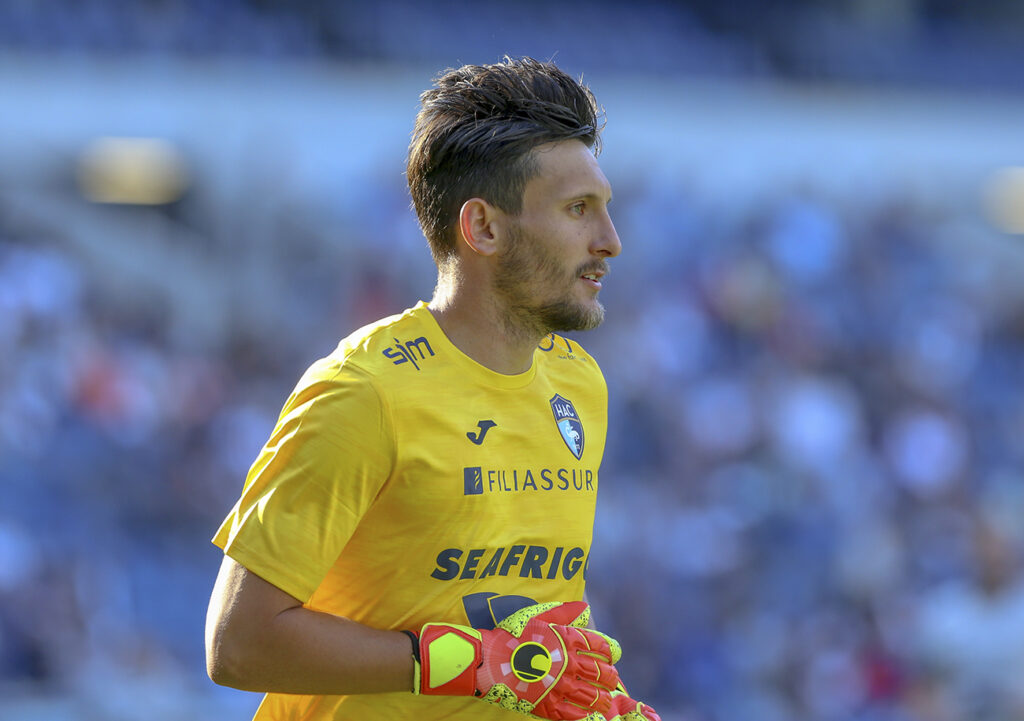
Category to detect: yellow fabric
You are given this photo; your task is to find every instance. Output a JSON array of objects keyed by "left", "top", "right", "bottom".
[{"left": 212, "top": 302, "right": 608, "bottom": 720}]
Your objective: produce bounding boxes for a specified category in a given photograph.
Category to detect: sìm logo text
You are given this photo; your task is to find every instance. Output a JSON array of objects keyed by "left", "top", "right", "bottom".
[
  {"left": 462, "top": 466, "right": 595, "bottom": 495},
  {"left": 382, "top": 336, "right": 435, "bottom": 370}
]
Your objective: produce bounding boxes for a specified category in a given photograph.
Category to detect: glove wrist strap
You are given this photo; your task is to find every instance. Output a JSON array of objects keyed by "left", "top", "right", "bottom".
[
  {"left": 401, "top": 630, "right": 422, "bottom": 694},
  {"left": 401, "top": 630, "right": 421, "bottom": 662}
]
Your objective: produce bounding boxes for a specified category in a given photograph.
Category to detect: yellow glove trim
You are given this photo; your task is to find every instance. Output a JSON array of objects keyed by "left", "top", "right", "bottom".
[
  {"left": 497, "top": 602, "right": 589, "bottom": 637},
  {"left": 426, "top": 631, "right": 478, "bottom": 689}
]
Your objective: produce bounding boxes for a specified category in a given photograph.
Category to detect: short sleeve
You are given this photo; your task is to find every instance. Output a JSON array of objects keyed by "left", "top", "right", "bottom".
[{"left": 212, "top": 358, "right": 394, "bottom": 602}]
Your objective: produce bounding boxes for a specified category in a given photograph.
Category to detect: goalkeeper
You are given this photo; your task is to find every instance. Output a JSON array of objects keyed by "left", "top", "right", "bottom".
[{"left": 205, "top": 56, "right": 659, "bottom": 721}]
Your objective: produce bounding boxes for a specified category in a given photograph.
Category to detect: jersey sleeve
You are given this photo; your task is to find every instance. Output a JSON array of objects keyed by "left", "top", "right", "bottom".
[{"left": 212, "top": 358, "right": 394, "bottom": 602}]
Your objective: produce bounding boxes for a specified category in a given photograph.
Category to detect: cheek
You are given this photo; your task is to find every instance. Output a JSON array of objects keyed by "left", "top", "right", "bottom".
[{"left": 514, "top": 219, "right": 580, "bottom": 280}]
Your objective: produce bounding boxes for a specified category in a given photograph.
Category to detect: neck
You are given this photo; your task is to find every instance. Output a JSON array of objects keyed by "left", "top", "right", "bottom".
[{"left": 428, "top": 272, "right": 542, "bottom": 376}]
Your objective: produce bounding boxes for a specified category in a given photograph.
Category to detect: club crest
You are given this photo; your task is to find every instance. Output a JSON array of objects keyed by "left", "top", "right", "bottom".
[{"left": 549, "top": 394, "right": 584, "bottom": 459}]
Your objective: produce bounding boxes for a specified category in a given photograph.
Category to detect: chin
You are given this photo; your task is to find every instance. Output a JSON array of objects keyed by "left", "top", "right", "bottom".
[{"left": 540, "top": 300, "right": 605, "bottom": 333}]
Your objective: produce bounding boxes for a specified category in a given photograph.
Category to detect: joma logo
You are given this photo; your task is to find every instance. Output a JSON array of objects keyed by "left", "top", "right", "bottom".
[{"left": 382, "top": 336, "right": 435, "bottom": 370}]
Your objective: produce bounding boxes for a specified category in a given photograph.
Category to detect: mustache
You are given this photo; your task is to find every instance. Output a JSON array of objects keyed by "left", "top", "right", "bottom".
[{"left": 576, "top": 261, "right": 611, "bottom": 278}]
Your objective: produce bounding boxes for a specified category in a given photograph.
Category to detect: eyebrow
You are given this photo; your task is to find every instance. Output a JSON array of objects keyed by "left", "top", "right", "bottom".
[{"left": 562, "top": 190, "right": 613, "bottom": 205}]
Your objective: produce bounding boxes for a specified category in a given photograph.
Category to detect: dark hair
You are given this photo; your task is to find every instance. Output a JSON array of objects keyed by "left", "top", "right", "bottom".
[{"left": 407, "top": 56, "right": 602, "bottom": 264}]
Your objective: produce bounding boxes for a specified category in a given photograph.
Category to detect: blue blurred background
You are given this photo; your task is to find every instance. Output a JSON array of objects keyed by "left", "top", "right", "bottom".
[{"left": 2, "top": 2, "right": 1024, "bottom": 720}]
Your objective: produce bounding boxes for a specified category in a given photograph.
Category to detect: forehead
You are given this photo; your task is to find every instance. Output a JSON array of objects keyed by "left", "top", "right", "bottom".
[{"left": 523, "top": 140, "right": 611, "bottom": 202}]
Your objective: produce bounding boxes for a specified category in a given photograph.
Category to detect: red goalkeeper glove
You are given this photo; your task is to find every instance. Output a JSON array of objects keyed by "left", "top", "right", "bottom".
[
  {"left": 605, "top": 688, "right": 661, "bottom": 721},
  {"left": 409, "top": 601, "right": 621, "bottom": 720}
]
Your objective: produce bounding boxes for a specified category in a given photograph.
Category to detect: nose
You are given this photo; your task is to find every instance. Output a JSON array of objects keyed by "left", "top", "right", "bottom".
[{"left": 592, "top": 210, "right": 621, "bottom": 258}]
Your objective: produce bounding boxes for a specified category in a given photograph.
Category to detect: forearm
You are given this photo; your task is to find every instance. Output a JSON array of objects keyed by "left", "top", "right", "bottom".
[
  {"left": 214, "top": 607, "right": 413, "bottom": 694},
  {"left": 206, "top": 557, "right": 414, "bottom": 695}
]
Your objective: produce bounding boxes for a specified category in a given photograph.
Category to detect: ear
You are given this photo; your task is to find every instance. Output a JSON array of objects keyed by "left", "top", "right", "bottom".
[{"left": 457, "top": 198, "right": 502, "bottom": 257}]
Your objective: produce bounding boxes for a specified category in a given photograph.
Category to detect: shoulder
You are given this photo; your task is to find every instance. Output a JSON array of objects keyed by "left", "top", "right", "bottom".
[
  {"left": 332, "top": 308, "right": 421, "bottom": 364},
  {"left": 321, "top": 304, "right": 442, "bottom": 378},
  {"left": 287, "top": 306, "right": 430, "bottom": 410}
]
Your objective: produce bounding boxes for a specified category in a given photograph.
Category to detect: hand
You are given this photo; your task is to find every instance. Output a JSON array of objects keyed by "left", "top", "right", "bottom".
[
  {"left": 604, "top": 689, "right": 661, "bottom": 721},
  {"left": 411, "top": 601, "right": 621, "bottom": 720}
]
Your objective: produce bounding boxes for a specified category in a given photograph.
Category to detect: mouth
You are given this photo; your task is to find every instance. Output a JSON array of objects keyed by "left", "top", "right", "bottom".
[{"left": 579, "top": 267, "right": 607, "bottom": 290}]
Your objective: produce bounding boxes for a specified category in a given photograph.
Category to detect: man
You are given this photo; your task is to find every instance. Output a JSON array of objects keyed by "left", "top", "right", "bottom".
[{"left": 205, "top": 57, "right": 659, "bottom": 721}]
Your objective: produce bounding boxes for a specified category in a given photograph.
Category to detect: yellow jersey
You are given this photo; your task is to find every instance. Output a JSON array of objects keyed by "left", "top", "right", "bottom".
[{"left": 212, "top": 301, "right": 608, "bottom": 720}]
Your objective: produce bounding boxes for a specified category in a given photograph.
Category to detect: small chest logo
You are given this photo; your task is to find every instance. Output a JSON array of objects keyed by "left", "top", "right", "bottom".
[
  {"left": 549, "top": 394, "right": 584, "bottom": 459},
  {"left": 467, "top": 420, "right": 497, "bottom": 445}
]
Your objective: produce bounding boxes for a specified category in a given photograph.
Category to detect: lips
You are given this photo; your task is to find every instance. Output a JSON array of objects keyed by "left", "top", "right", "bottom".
[
  {"left": 579, "top": 273, "right": 603, "bottom": 290},
  {"left": 578, "top": 263, "right": 609, "bottom": 288}
]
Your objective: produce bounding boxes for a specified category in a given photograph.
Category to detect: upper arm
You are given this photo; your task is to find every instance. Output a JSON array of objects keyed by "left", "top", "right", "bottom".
[
  {"left": 212, "top": 362, "right": 394, "bottom": 602},
  {"left": 205, "top": 555, "right": 303, "bottom": 681}
]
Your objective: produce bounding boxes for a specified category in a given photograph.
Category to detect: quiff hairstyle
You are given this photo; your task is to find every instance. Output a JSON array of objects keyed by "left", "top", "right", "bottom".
[{"left": 407, "top": 56, "right": 603, "bottom": 265}]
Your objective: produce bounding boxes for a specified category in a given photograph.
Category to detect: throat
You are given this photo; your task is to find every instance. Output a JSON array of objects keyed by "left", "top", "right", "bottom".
[{"left": 427, "top": 300, "right": 540, "bottom": 375}]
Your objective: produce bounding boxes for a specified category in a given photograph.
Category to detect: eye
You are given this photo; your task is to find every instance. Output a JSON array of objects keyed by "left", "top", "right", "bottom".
[{"left": 569, "top": 202, "right": 586, "bottom": 217}]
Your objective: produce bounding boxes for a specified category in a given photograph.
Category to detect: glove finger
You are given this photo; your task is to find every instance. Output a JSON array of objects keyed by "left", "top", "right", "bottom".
[
  {"left": 531, "top": 600, "right": 590, "bottom": 628},
  {"left": 537, "top": 682, "right": 615, "bottom": 720},
  {"left": 637, "top": 702, "right": 662, "bottom": 721},
  {"left": 578, "top": 628, "right": 622, "bottom": 665},
  {"left": 576, "top": 655, "right": 620, "bottom": 693},
  {"left": 562, "top": 692, "right": 615, "bottom": 719},
  {"left": 563, "top": 626, "right": 619, "bottom": 666},
  {"left": 608, "top": 691, "right": 662, "bottom": 721},
  {"left": 558, "top": 628, "right": 620, "bottom": 691}
]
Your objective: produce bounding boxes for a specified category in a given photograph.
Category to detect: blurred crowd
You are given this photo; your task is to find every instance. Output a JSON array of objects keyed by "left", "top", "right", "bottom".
[
  {"left": 1, "top": 0, "right": 1022, "bottom": 91},
  {"left": 0, "top": 214, "right": 271, "bottom": 718},
  {"left": 3, "top": 157, "right": 1024, "bottom": 720}
]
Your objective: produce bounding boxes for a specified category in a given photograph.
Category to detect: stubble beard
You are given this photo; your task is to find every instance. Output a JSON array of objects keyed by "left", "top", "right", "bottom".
[{"left": 494, "top": 223, "right": 606, "bottom": 339}]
